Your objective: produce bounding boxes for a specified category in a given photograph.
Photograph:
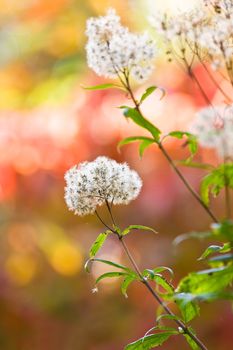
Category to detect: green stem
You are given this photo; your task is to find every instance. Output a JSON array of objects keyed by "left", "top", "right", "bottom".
[
  {"left": 223, "top": 160, "right": 232, "bottom": 219},
  {"left": 158, "top": 142, "right": 219, "bottom": 223},
  {"left": 95, "top": 210, "right": 208, "bottom": 350},
  {"left": 123, "top": 74, "right": 219, "bottom": 223},
  {"left": 119, "top": 236, "right": 208, "bottom": 350}
]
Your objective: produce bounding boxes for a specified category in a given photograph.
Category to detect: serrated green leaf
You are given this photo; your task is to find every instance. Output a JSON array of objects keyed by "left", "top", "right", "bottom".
[
  {"left": 89, "top": 232, "right": 109, "bottom": 258},
  {"left": 121, "top": 275, "right": 137, "bottom": 297},
  {"left": 124, "top": 331, "right": 178, "bottom": 350},
  {"left": 175, "top": 296, "right": 200, "bottom": 323},
  {"left": 81, "top": 83, "right": 124, "bottom": 90},
  {"left": 122, "top": 225, "right": 157, "bottom": 236},
  {"left": 122, "top": 107, "right": 161, "bottom": 141},
  {"left": 95, "top": 271, "right": 128, "bottom": 284}
]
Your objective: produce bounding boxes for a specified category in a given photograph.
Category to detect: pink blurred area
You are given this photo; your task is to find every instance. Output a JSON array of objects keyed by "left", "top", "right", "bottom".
[{"left": 0, "top": 0, "right": 232, "bottom": 350}]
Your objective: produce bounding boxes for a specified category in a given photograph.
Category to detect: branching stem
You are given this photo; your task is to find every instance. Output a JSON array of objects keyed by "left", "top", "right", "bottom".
[
  {"left": 95, "top": 210, "right": 208, "bottom": 350},
  {"left": 122, "top": 74, "right": 219, "bottom": 223}
]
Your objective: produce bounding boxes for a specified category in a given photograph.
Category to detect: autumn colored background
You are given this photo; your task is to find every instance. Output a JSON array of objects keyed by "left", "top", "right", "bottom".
[{"left": 0, "top": 0, "right": 232, "bottom": 349}]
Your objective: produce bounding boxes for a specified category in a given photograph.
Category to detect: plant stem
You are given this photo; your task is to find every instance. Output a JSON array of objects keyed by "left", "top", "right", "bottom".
[
  {"left": 225, "top": 184, "right": 231, "bottom": 219},
  {"left": 119, "top": 236, "right": 208, "bottom": 350},
  {"left": 198, "top": 58, "right": 232, "bottom": 103},
  {"left": 123, "top": 75, "right": 219, "bottom": 223},
  {"left": 223, "top": 160, "right": 232, "bottom": 219},
  {"left": 158, "top": 142, "right": 219, "bottom": 223},
  {"left": 99, "top": 207, "right": 208, "bottom": 350}
]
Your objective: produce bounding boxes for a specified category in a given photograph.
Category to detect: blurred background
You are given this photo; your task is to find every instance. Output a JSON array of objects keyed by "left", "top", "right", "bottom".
[{"left": 0, "top": 0, "right": 232, "bottom": 349}]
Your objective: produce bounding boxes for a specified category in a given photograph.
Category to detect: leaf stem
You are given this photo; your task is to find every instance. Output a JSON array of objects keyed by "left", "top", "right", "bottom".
[
  {"left": 158, "top": 142, "right": 219, "bottom": 223},
  {"left": 119, "top": 236, "right": 208, "bottom": 350},
  {"left": 223, "top": 160, "right": 232, "bottom": 219},
  {"left": 123, "top": 75, "right": 219, "bottom": 223},
  {"left": 95, "top": 209, "right": 208, "bottom": 350}
]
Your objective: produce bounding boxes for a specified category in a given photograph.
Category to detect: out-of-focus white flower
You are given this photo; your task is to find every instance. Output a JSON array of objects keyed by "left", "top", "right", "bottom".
[
  {"left": 149, "top": 0, "right": 233, "bottom": 70},
  {"left": 85, "top": 9, "right": 157, "bottom": 82},
  {"left": 190, "top": 105, "right": 233, "bottom": 158},
  {"left": 149, "top": 4, "right": 208, "bottom": 43},
  {"left": 64, "top": 156, "right": 142, "bottom": 216}
]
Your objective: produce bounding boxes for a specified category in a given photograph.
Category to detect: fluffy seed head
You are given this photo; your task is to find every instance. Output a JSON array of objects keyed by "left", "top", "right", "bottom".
[
  {"left": 85, "top": 9, "right": 157, "bottom": 82},
  {"left": 190, "top": 105, "right": 233, "bottom": 159},
  {"left": 64, "top": 156, "right": 142, "bottom": 216}
]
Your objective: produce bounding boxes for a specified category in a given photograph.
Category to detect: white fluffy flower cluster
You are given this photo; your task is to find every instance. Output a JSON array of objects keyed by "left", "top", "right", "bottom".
[
  {"left": 85, "top": 9, "right": 157, "bottom": 82},
  {"left": 190, "top": 105, "right": 233, "bottom": 158},
  {"left": 150, "top": 6, "right": 208, "bottom": 43},
  {"left": 150, "top": 1, "right": 233, "bottom": 69},
  {"left": 64, "top": 156, "right": 142, "bottom": 216}
]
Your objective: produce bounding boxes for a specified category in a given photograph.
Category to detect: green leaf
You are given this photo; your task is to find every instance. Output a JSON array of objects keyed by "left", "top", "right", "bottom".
[
  {"left": 122, "top": 107, "right": 161, "bottom": 141},
  {"left": 176, "top": 297, "right": 200, "bottom": 323},
  {"left": 121, "top": 275, "right": 137, "bottom": 297},
  {"left": 117, "top": 136, "right": 156, "bottom": 158},
  {"left": 199, "top": 242, "right": 231, "bottom": 262},
  {"left": 176, "top": 291, "right": 233, "bottom": 303},
  {"left": 200, "top": 164, "right": 233, "bottom": 206},
  {"left": 89, "top": 232, "right": 109, "bottom": 258},
  {"left": 211, "top": 220, "right": 233, "bottom": 242},
  {"left": 198, "top": 245, "right": 224, "bottom": 261},
  {"left": 156, "top": 314, "right": 182, "bottom": 324},
  {"left": 154, "top": 275, "right": 174, "bottom": 294},
  {"left": 121, "top": 225, "right": 157, "bottom": 237},
  {"left": 169, "top": 131, "right": 192, "bottom": 139},
  {"left": 177, "top": 266, "right": 233, "bottom": 295},
  {"left": 118, "top": 136, "right": 155, "bottom": 149},
  {"left": 81, "top": 83, "right": 124, "bottom": 90},
  {"left": 168, "top": 131, "right": 198, "bottom": 156},
  {"left": 95, "top": 271, "right": 128, "bottom": 284},
  {"left": 184, "top": 328, "right": 200, "bottom": 350},
  {"left": 139, "top": 139, "right": 155, "bottom": 158},
  {"left": 142, "top": 269, "right": 174, "bottom": 294},
  {"left": 176, "top": 160, "right": 214, "bottom": 170},
  {"left": 124, "top": 331, "right": 178, "bottom": 350},
  {"left": 84, "top": 258, "right": 132, "bottom": 273},
  {"left": 140, "top": 86, "right": 157, "bottom": 104},
  {"left": 151, "top": 266, "right": 174, "bottom": 280}
]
